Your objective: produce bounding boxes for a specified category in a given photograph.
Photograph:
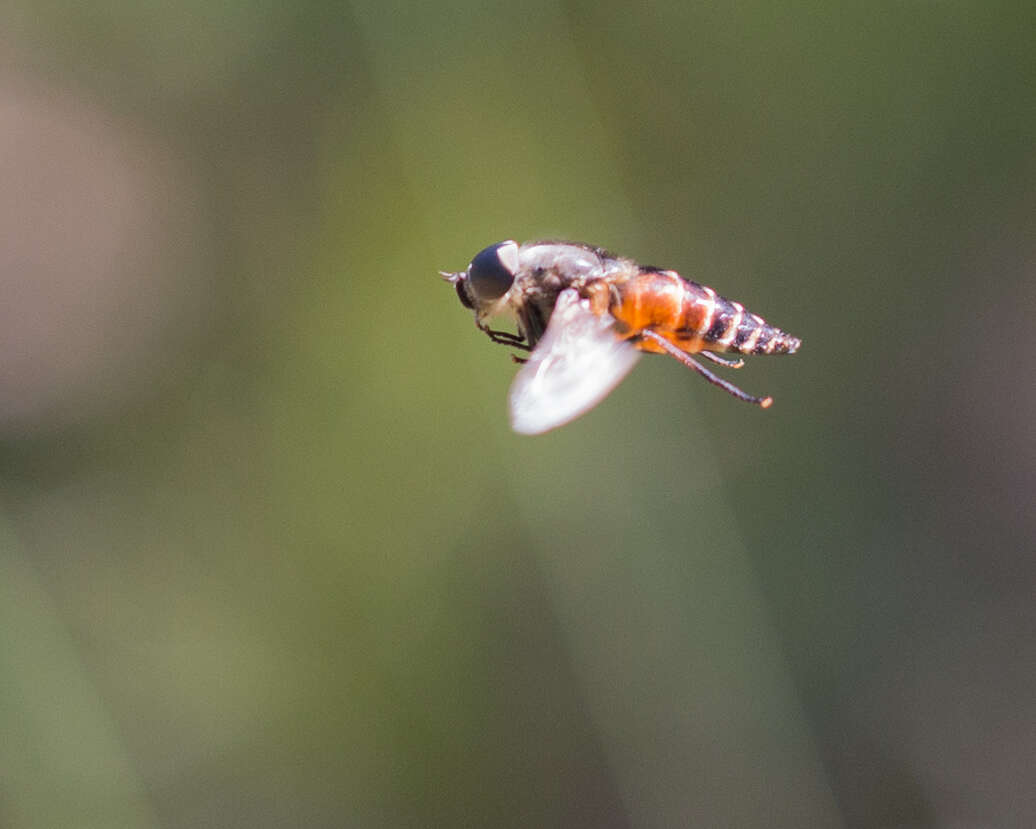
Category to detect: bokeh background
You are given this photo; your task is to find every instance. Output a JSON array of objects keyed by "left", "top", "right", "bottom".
[{"left": 1, "top": 2, "right": 1033, "bottom": 827}]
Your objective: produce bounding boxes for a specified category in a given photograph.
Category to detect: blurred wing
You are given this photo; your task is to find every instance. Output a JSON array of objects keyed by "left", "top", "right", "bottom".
[{"left": 509, "top": 288, "right": 641, "bottom": 435}]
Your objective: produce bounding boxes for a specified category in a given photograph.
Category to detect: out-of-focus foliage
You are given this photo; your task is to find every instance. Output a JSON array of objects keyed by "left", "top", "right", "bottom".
[{"left": 1, "top": 2, "right": 1033, "bottom": 827}]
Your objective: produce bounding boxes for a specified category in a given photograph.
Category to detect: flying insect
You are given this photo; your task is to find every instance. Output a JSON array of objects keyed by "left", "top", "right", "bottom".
[{"left": 442, "top": 240, "right": 801, "bottom": 435}]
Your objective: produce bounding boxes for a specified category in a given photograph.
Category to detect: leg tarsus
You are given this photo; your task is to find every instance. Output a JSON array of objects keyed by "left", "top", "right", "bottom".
[{"left": 639, "top": 330, "right": 773, "bottom": 407}]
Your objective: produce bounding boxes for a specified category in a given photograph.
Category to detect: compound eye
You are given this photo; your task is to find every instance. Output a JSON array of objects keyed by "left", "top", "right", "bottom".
[
  {"left": 455, "top": 279, "right": 474, "bottom": 309},
  {"left": 467, "top": 240, "right": 519, "bottom": 302}
]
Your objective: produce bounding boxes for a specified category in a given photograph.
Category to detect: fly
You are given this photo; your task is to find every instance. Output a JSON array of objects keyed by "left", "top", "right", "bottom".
[{"left": 441, "top": 240, "right": 801, "bottom": 435}]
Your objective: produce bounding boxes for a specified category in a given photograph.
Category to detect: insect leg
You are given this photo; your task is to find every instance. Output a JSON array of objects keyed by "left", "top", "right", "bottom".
[
  {"left": 478, "top": 324, "right": 532, "bottom": 351},
  {"left": 639, "top": 330, "right": 773, "bottom": 408},
  {"left": 698, "top": 352, "right": 745, "bottom": 369}
]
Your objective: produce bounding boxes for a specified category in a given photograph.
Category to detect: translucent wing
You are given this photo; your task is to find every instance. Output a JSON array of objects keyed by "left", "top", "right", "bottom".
[{"left": 509, "top": 288, "right": 641, "bottom": 435}]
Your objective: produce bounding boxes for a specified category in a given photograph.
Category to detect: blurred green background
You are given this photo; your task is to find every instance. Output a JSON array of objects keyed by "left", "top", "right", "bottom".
[{"left": 1, "top": 2, "right": 1033, "bottom": 827}]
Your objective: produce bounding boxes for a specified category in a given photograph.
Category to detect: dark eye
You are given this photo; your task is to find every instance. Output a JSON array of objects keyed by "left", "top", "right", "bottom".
[
  {"left": 467, "top": 241, "right": 519, "bottom": 302},
  {"left": 455, "top": 279, "right": 474, "bottom": 309}
]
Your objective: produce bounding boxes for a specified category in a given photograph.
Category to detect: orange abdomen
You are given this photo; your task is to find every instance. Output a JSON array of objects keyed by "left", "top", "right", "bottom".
[{"left": 608, "top": 270, "right": 801, "bottom": 356}]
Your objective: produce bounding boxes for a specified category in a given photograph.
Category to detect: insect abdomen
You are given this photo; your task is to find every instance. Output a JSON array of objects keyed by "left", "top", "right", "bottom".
[
  {"left": 610, "top": 270, "right": 801, "bottom": 355},
  {"left": 697, "top": 287, "right": 801, "bottom": 355}
]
